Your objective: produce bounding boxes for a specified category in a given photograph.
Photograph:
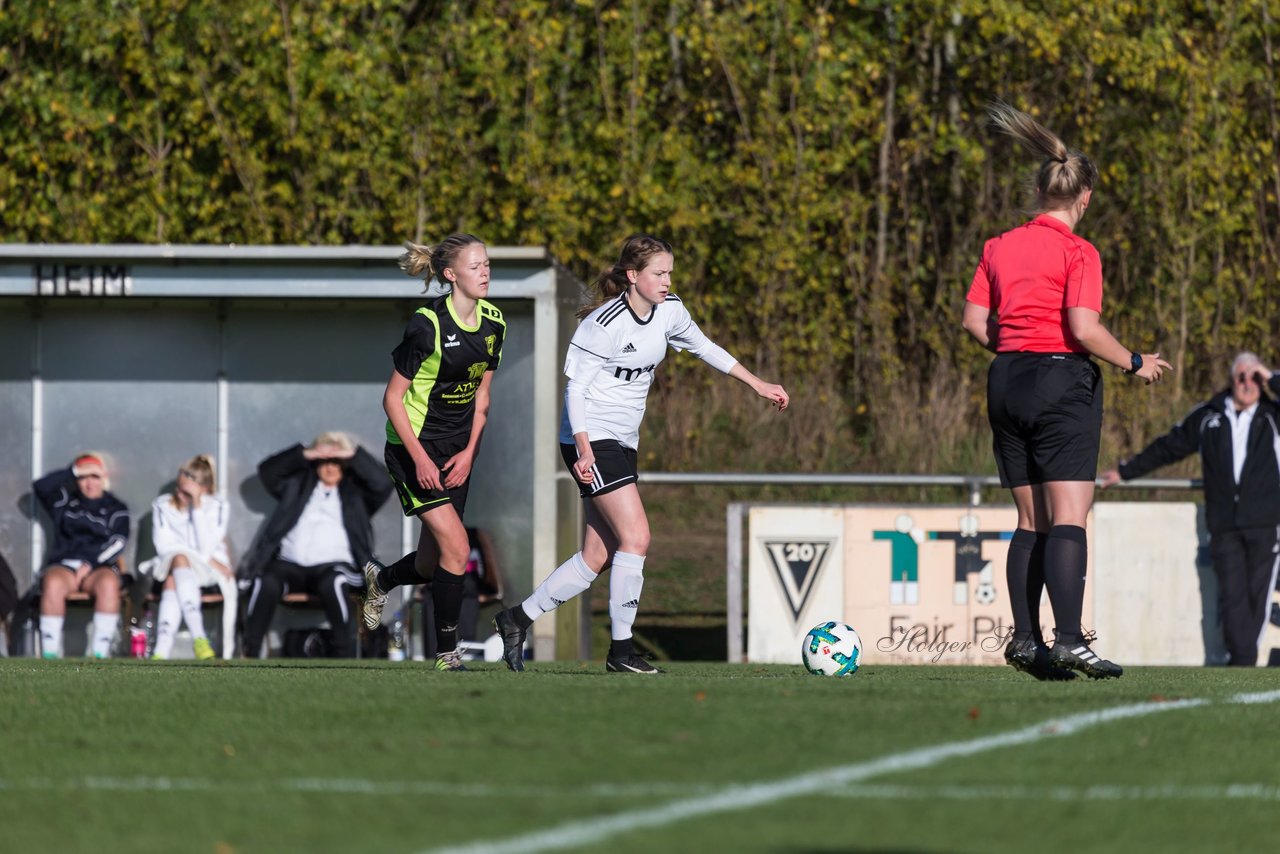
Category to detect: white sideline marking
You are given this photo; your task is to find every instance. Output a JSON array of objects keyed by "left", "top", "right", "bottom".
[
  {"left": 1230, "top": 689, "right": 1280, "bottom": 704},
  {"left": 832, "top": 783, "right": 1280, "bottom": 802},
  {"left": 0, "top": 777, "right": 715, "bottom": 799},
  {"left": 422, "top": 693, "right": 1280, "bottom": 854}
]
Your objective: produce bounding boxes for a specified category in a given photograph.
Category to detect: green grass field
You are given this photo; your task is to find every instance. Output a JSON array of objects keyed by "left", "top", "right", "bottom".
[{"left": 2, "top": 659, "right": 1277, "bottom": 854}]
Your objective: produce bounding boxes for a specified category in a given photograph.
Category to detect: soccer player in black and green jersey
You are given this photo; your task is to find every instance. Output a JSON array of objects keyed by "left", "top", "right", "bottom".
[{"left": 361, "top": 233, "right": 506, "bottom": 671}]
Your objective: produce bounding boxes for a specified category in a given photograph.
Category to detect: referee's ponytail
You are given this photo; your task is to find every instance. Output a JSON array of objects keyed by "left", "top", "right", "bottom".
[
  {"left": 578, "top": 234, "right": 674, "bottom": 320},
  {"left": 987, "top": 101, "right": 1098, "bottom": 213}
]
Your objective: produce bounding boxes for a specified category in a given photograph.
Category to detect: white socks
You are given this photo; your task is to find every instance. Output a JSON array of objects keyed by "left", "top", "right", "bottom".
[
  {"left": 40, "top": 613, "right": 119, "bottom": 658},
  {"left": 153, "top": 570, "right": 211, "bottom": 658},
  {"left": 39, "top": 615, "right": 64, "bottom": 658},
  {"left": 608, "top": 551, "right": 645, "bottom": 641},
  {"left": 173, "top": 568, "right": 209, "bottom": 639},
  {"left": 153, "top": 589, "right": 182, "bottom": 659},
  {"left": 518, "top": 550, "right": 646, "bottom": 642},
  {"left": 521, "top": 552, "right": 598, "bottom": 622},
  {"left": 90, "top": 613, "right": 118, "bottom": 658}
]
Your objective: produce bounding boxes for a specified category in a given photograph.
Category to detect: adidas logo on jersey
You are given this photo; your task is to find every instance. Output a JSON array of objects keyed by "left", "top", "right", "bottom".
[
  {"left": 622, "top": 599, "right": 639, "bottom": 608},
  {"left": 622, "top": 342, "right": 637, "bottom": 353}
]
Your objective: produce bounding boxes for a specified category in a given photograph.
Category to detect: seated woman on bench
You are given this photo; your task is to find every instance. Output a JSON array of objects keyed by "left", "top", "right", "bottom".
[
  {"left": 35, "top": 453, "right": 131, "bottom": 659},
  {"left": 144, "top": 454, "right": 233, "bottom": 660}
]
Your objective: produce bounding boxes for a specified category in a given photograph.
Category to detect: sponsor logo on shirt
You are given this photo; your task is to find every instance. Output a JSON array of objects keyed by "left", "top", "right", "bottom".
[
  {"left": 622, "top": 342, "right": 637, "bottom": 353},
  {"left": 445, "top": 333, "right": 460, "bottom": 348},
  {"left": 613, "top": 364, "right": 656, "bottom": 382}
]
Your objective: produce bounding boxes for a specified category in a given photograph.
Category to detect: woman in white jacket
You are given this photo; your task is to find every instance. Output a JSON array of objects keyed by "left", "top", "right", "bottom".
[{"left": 146, "top": 455, "right": 233, "bottom": 660}]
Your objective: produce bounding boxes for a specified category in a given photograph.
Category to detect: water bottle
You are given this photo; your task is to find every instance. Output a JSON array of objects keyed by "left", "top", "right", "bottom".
[
  {"left": 388, "top": 611, "right": 406, "bottom": 662},
  {"left": 129, "top": 617, "right": 147, "bottom": 659}
]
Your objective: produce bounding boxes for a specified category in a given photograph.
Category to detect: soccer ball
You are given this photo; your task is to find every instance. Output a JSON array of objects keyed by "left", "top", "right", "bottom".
[{"left": 802, "top": 621, "right": 863, "bottom": 677}]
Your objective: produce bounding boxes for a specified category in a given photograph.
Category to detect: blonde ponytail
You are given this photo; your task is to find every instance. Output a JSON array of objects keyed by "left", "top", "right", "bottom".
[
  {"left": 987, "top": 101, "right": 1098, "bottom": 212},
  {"left": 172, "top": 453, "right": 217, "bottom": 507},
  {"left": 397, "top": 233, "right": 485, "bottom": 294}
]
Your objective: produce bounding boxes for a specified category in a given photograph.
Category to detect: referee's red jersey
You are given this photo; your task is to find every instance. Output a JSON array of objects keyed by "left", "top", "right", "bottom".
[{"left": 966, "top": 214, "right": 1103, "bottom": 354}]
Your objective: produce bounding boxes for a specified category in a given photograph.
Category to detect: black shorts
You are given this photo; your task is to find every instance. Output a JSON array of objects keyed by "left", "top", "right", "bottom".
[
  {"left": 987, "top": 352, "right": 1102, "bottom": 487},
  {"left": 385, "top": 435, "right": 471, "bottom": 519},
  {"left": 561, "top": 440, "right": 638, "bottom": 498}
]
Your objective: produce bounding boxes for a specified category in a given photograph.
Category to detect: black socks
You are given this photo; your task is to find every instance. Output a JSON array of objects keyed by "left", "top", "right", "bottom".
[
  {"left": 378, "top": 552, "right": 423, "bottom": 591},
  {"left": 1043, "top": 524, "right": 1088, "bottom": 645},
  {"left": 432, "top": 566, "right": 464, "bottom": 654},
  {"left": 1006, "top": 528, "right": 1047, "bottom": 644}
]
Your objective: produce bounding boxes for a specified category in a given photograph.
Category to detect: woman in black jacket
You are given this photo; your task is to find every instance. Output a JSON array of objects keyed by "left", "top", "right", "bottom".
[{"left": 240, "top": 432, "right": 392, "bottom": 658}]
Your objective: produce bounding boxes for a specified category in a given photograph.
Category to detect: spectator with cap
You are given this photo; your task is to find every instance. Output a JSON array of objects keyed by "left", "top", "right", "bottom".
[{"left": 34, "top": 453, "right": 131, "bottom": 658}]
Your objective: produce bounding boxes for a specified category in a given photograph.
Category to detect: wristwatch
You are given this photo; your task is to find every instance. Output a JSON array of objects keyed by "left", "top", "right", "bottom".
[{"left": 1125, "top": 351, "right": 1143, "bottom": 375}]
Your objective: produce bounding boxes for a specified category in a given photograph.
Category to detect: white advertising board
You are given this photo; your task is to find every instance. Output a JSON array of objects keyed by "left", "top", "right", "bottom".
[
  {"left": 747, "top": 502, "right": 1217, "bottom": 666},
  {"left": 747, "top": 506, "right": 844, "bottom": 665}
]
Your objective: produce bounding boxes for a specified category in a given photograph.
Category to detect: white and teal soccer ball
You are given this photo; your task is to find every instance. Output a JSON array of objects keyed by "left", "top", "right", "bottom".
[{"left": 802, "top": 621, "right": 863, "bottom": 677}]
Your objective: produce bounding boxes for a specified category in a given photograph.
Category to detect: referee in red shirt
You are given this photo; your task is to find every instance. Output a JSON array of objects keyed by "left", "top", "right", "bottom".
[{"left": 962, "top": 102, "right": 1171, "bottom": 680}]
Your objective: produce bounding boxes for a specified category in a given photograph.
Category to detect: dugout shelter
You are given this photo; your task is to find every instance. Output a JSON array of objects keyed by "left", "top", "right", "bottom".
[{"left": 0, "top": 244, "right": 584, "bottom": 659}]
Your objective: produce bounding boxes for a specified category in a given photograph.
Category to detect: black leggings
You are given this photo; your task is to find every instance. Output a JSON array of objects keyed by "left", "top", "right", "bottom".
[
  {"left": 243, "top": 560, "right": 358, "bottom": 657},
  {"left": 1210, "top": 527, "right": 1280, "bottom": 666}
]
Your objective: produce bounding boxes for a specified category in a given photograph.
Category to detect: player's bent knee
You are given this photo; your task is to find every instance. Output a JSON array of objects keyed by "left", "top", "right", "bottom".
[{"left": 621, "top": 533, "right": 651, "bottom": 555}]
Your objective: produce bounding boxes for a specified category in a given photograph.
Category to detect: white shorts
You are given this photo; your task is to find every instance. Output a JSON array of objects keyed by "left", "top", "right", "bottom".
[{"left": 144, "top": 550, "right": 227, "bottom": 588}]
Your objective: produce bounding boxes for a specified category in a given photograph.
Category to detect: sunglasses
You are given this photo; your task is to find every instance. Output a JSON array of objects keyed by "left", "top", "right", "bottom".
[{"left": 1236, "top": 372, "right": 1258, "bottom": 384}]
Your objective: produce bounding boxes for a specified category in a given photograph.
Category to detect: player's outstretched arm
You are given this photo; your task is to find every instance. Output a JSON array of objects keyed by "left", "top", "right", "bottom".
[{"left": 727, "top": 363, "right": 789, "bottom": 411}]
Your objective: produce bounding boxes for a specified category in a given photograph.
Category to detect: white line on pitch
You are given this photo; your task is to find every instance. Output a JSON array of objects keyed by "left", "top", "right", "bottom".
[
  {"left": 0, "top": 777, "right": 715, "bottom": 799},
  {"left": 422, "top": 691, "right": 1280, "bottom": 854},
  {"left": 1230, "top": 689, "right": 1280, "bottom": 704},
  {"left": 830, "top": 783, "right": 1280, "bottom": 801}
]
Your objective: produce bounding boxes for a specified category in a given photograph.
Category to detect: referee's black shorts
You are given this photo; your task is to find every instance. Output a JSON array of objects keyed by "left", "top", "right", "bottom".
[
  {"left": 561, "top": 439, "right": 638, "bottom": 498},
  {"left": 987, "top": 352, "right": 1103, "bottom": 488},
  {"left": 384, "top": 434, "right": 471, "bottom": 519}
]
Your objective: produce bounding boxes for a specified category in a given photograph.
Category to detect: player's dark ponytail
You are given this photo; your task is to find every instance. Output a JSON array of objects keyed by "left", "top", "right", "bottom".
[{"left": 577, "top": 234, "right": 674, "bottom": 320}]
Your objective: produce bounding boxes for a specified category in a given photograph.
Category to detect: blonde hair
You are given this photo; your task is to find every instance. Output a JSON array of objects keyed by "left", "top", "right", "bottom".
[
  {"left": 398, "top": 233, "right": 485, "bottom": 294},
  {"left": 987, "top": 101, "right": 1098, "bottom": 213},
  {"left": 578, "top": 234, "right": 674, "bottom": 320},
  {"left": 310, "top": 431, "right": 355, "bottom": 454},
  {"left": 171, "top": 454, "right": 216, "bottom": 507}
]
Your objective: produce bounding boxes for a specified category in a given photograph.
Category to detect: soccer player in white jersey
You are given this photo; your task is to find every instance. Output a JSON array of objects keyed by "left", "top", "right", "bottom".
[{"left": 493, "top": 234, "right": 789, "bottom": 673}]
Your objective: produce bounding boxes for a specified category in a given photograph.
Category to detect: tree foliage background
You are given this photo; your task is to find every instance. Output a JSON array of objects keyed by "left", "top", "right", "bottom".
[{"left": 4, "top": 0, "right": 1280, "bottom": 474}]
